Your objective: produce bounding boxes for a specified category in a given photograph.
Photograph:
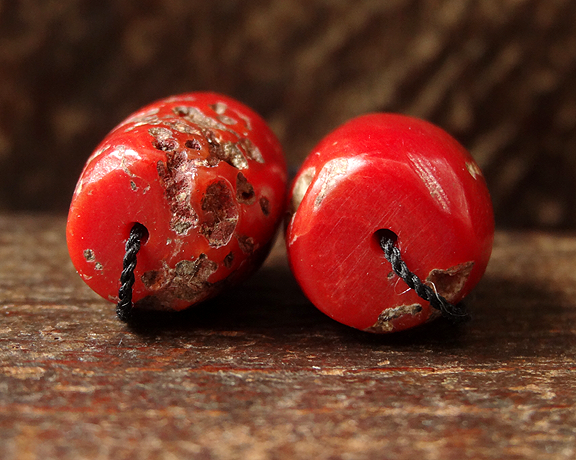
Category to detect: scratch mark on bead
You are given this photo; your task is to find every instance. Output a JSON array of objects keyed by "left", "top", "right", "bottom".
[
  {"left": 290, "top": 166, "right": 316, "bottom": 215},
  {"left": 223, "top": 142, "right": 248, "bottom": 169},
  {"left": 426, "top": 261, "right": 474, "bottom": 304},
  {"left": 173, "top": 105, "right": 227, "bottom": 131},
  {"left": 238, "top": 138, "right": 264, "bottom": 163},
  {"left": 407, "top": 153, "right": 450, "bottom": 211},
  {"left": 366, "top": 304, "right": 423, "bottom": 333},
  {"left": 211, "top": 102, "right": 228, "bottom": 115},
  {"left": 237, "top": 112, "right": 252, "bottom": 131},
  {"left": 108, "top": 145, "right": 140, "bottom": 178},
  {"left": 164, "top": 119, "right": 198, "bottom": 135},
  {"left": 314, "top": 158, "right": 348, "bottom": 210},
  {"left": 74, "top": 177, "right": 84, "bottom": 196},
  {"left": 466, "top": 161, "right": 482, "bottom": 179},
  {"left": 219, "top": 115, "right": 238, "bottom": 125},
  {"left": 122, "top": 108, "right": 161, "bottom": 131},
  {"left": 85, "top": 144, "right": 112, "bottom": 169}
]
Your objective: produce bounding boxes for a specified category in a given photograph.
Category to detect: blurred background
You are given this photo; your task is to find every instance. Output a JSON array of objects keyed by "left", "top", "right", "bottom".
[{"left": 1, "top": 0, "right": 575, "bottom": 228}]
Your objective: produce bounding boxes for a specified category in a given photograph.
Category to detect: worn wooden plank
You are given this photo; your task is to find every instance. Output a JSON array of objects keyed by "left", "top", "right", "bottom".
[{"left": 0, "top": 215, "right": 575, "bottom": 459}]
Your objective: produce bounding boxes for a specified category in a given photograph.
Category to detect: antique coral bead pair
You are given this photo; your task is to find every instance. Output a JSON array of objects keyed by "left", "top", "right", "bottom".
[{"left": 67, "top": 92, "right": 494, "bottom": 333}]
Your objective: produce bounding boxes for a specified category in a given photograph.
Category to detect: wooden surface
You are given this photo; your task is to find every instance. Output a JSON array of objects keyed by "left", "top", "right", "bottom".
[{"left": 0, "top": 215, "right": 575, "bottom": 459}]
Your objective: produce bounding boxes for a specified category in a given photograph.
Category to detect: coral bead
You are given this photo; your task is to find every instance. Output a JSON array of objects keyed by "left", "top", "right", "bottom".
[
  {"left": 67, "top": 92, "right": 287, "bottom": 311},
  {"left": 286, "top": 114, "right": 494, "bottom": 333}
]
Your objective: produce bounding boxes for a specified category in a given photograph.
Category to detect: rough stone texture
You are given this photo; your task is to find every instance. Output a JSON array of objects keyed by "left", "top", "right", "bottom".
[
  {"left": 0, "top": 1, "right": 576, "bottom": 228},
  {"left": 0, "top": 215, "right": 575, "bottom": 459}
]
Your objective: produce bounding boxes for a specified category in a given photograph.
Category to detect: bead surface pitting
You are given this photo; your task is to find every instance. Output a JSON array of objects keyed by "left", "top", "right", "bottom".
[{"left": 67, "top": 92, "right": 287, "bottom": 311}]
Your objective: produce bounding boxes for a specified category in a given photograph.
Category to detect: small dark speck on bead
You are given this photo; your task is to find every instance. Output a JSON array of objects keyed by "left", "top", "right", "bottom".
[
  {"left": 154, "top": 139, "right": 177, "bottom": 151},
  {"left": 83, "top": 249, "right": 95, "bottom": 262},
  {"left": 185, "top": 139, "right": 201, "bottom": 150},
  {"left": 224, "top": 251, "right": 235, "bottom": 269},
  {"left": 259, "top": 197, "right": 270, "bottom": 216}
]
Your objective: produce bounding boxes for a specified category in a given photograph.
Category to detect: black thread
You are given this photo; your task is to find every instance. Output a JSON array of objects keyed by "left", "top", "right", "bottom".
[
  {"left": 117, "top": 223, "right": 147, "bottom": 322},
  {"left": 379, "top": 234, "right": 470, "bottom": 324}
]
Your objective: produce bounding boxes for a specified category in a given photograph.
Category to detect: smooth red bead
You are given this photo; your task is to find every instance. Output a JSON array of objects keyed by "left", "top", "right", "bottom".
[
  {"left": 286, "top": 113, "right": 494, "bottom": 333},
  {"left": 67, "top": 92, "right": 287, "bottom": 311}
]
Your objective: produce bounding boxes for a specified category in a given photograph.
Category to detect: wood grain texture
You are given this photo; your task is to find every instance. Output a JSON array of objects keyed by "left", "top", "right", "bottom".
[{"left": 0, "top": 215, "right": 575, "bottom": 459}]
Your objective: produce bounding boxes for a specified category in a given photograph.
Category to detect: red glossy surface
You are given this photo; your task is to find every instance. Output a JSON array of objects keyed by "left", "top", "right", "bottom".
[
  {"left": 67, "top": 92, "right": 287, "bottom": 311},
  {"left": 286, "top": 113, "right": 494, "bottom": 333}
]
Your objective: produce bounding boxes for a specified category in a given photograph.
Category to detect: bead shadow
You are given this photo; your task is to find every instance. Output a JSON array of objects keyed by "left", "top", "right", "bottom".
[
  {"left": 122, "top": 248, "right": 572, "bottom": 363},
  {"left": 123, "top": 262, "right": 327, "bottom": 335},
  {"left": 373, "top": 276, "right": 571, "bottom": 363}
]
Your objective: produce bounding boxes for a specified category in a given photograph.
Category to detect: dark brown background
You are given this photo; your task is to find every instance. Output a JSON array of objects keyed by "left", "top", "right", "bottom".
[{"left": 1, "top": 0, "right": 576, "bottom": 228}]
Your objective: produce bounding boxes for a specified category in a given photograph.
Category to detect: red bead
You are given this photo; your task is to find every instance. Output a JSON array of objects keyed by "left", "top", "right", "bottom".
[
  {"left": 286, "top": 114, "right": 494, "bottom": 333},
  {"left": 67, "top": 92, "right": 287, "bottom": 311}
]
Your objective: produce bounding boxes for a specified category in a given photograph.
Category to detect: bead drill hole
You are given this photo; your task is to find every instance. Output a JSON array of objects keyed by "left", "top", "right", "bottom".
[
  {"left": 373, "top": 228, "right": 398, "bottom": 247},
  {"left": 129, "top": 222, "right": 149, "bottom": 245}
]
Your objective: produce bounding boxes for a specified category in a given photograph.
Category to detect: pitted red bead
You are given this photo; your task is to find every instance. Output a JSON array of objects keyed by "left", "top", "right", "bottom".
[
  {"left": 286, "top": 113, "right": 494, "bottom": 333},
  {"left": 67, "top": 92, "right": 287, "bottom": 311}
]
